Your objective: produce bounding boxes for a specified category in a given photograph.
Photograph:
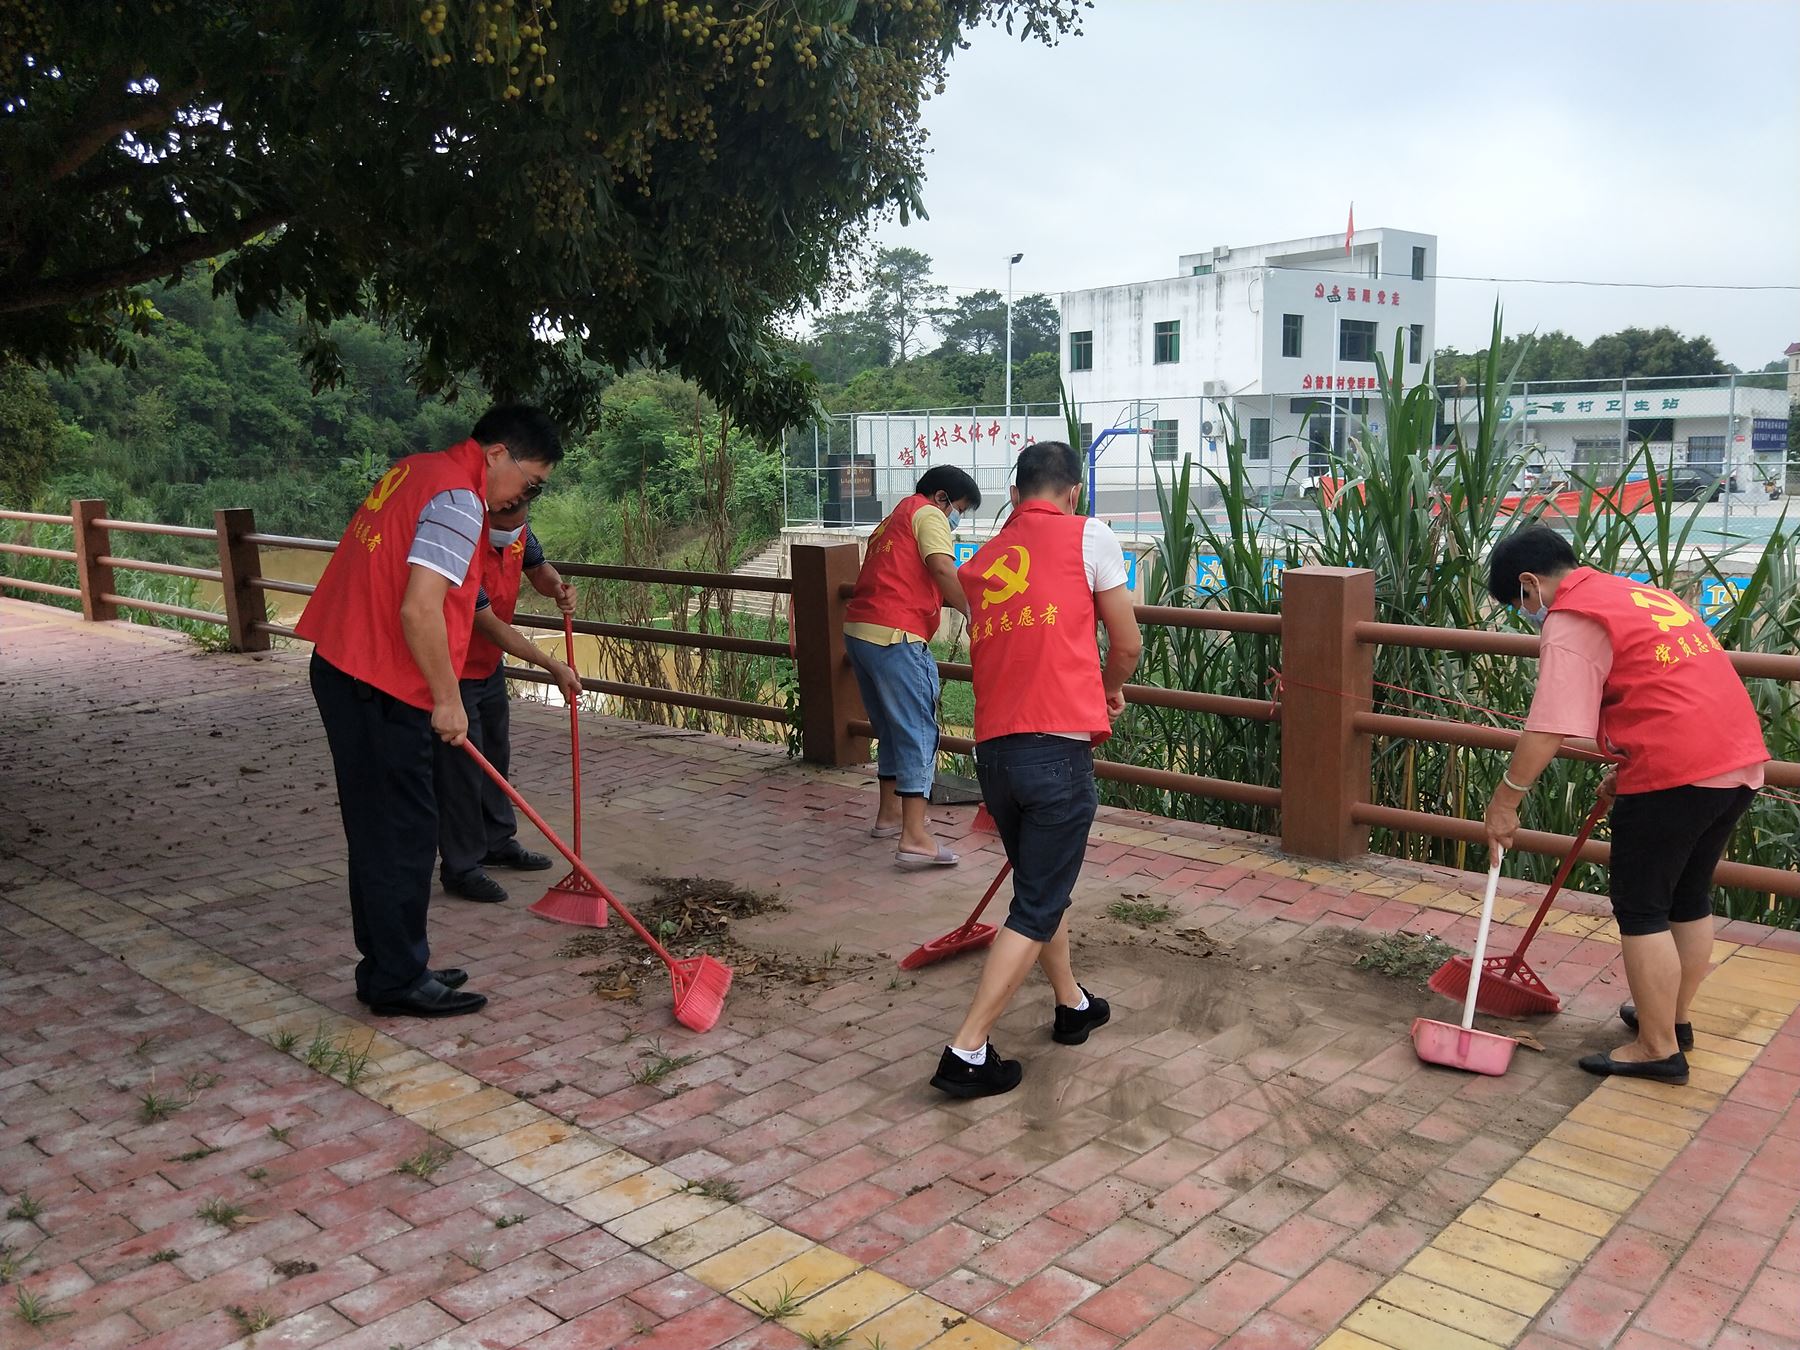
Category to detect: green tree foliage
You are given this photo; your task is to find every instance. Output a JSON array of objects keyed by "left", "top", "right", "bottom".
[
  {"left": 0, "top": 357, "right": 65, "bottom": 506},
  {"left": 0, "top": 0, "right": 1086, "bottom": 436},
  {"left": 867, "top": 247, "right": 946, "bottom": 362},
  {"left": 1433, "top": 326, "right": 1730, "bottom": 385}
]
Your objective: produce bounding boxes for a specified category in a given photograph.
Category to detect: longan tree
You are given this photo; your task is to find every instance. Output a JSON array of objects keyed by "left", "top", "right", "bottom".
[{"left": 0, "top": 1, "right": 1083, "bottom": 435}]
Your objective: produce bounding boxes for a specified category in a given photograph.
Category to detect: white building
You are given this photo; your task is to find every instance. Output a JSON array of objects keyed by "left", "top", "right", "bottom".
[
  {"left": 833, "top": 227, "right": 1439, "bottom": 520},
  {"left": 1059, "top": 226, "right": 1440, "bottom": 504}
]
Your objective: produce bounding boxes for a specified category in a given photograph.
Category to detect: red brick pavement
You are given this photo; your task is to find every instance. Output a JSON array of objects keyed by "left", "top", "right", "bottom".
[{"left": 2, "top": 599, "right": 1798, "bottom": 1350}]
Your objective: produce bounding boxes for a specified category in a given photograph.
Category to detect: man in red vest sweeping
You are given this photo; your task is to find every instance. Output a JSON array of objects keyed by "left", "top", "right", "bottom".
[
  {"left": 930, "top": 442, "right": 1143, "bottom": 1098},
  {"left": 1484, "top": 527, "right": 1767, "bottom": 1084},
  {"left": 296, "top": 406, "right": 564, "bottom": 1018},
  {"left": 844, "top": 465, "right": 982, "bottom": 867},
  {"left": 433, "top": 500, "right": 583, "bottom": 903}
]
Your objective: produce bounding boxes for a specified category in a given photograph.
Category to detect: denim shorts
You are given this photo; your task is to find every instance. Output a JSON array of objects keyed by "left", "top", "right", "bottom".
[
  {"left": 976, "top": 734, "right": 1099, "bottom": 942},
  {"left": 845, "top": 635, "right": 941, "bottom": 797}
]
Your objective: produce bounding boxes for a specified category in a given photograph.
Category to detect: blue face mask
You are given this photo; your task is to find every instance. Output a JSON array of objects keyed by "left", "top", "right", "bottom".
[
  {"left": 489, "top": 524, "right": 525, "bottom": 549},
  {"left": 946, "top": 508, "right": 963, "bottom": 530},
  {"left": 1519, "top": 602, "right": 1549, "bottom": 629}
]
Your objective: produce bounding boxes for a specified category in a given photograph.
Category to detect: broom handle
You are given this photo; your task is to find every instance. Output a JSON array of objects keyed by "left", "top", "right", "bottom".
[
  {"left": 1498, "top": 798, "right": 1608, "bottom": 979},
  {"left": 950, "top": 861, "right": 1012, "bottom": 936},
  {"left": 1465, "top": 853, "right": 1503, "bottom": 1031},
  {"left": 564, "top": 611, "right": 581, "bottom": 860},
  {"left": 462, "top": 740, "right": 677, "bottom": 966}
]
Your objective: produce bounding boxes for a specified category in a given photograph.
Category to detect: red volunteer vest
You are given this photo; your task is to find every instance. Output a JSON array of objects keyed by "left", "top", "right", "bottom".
[
  {"left": 959, "top": 501, "right": 1111, "bottom": 745},
  {"left": 1548, "top": 567, "right": 1767, "bottom": 792},
  {"left": 845, "top": 494, "right": 946, "bottom": 642},
  {"left": 295, "top": 439, "right": 488, "bottom": 709},
  {"left": 461, "top": 532, "right": 529, "bottom": 681}
]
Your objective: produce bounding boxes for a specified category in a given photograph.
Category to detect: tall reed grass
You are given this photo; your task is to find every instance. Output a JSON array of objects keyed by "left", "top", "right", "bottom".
[{"left": 1103, "top": 313, "right": 1800, "bottom": 929}]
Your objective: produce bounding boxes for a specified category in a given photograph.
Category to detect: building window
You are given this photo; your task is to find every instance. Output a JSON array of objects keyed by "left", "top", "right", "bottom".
[
  {"left": 1339, "top": 319, "right": 1377, "bottom": 363},
  {"left": 1069, "top": 330, "right": 1093, "bottom": 372},
  {"left": 1249, "top": 418, "right": 1271, "bottom": 462},
  {"left": 1151, "top": 419, "right": 1179, "bottom": 460},
  {"left": 1154, "top": 320, "right": 1181, "bottom": 364},
  {"left": 1282, "top": 314, "right": 1303, "bottom": 359},
  {"left": 1409, "top": 323, "right": 1423, "bottom": 364},
  {"left": 1192, "top": 264, "right": 1213, "bottom": 276},
  {"left": 1411, "top": 246, "right": 1426, "bottom": 281},
  {"left": 1078, "top": 422, "right": 1093, "bottom": 452}
]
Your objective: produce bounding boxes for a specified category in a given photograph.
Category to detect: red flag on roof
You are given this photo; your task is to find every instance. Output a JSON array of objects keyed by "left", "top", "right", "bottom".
[{"left": 1345, "top": 203, "right": 1355, "bottom": 255}]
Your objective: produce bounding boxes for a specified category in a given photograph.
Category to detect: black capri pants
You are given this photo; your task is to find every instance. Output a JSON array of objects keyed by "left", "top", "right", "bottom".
[{"left": 1609, "top": 784, "right": 1755, "bottom": 937}]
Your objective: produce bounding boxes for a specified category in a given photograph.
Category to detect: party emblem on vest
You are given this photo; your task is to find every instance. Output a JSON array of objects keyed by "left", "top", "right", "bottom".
[
  {"left": 1630, "top": 588, "right": 1694, "bottom": 634},
  {"left": 509, "top": 537, "right": 525, "bottom": 557},
  {"left": 980, "top": 546, "right": 1031, "bottom": 610},
  {"left": 361, "top": 463, "right": 412, "bottom": 513}
]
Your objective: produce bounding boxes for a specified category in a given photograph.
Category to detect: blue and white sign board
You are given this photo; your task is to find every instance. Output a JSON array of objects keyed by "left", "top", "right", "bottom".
[
  {"left": 1698, "top": 577, "right": 1749, "bottom": 626},
  {"left": 1196, "top": 554, "right": 1226, "bottom": 596},
  {"left": 953, "top": 539, "right": 1138, "bottom": 591},
  {"left": 1752, "top": 419, "right": 1789, "bottom": 452}
]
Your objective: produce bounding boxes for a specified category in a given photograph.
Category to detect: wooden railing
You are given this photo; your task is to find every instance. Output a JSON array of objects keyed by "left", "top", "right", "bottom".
[{"left": 5, "top": 504, "right": 1799, "bottom": 900}]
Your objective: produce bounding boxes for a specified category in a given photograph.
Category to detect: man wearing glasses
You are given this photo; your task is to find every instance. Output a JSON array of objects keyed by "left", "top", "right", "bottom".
[{"left": 297, "top": 406, "right": 565, "bottom": 1018}]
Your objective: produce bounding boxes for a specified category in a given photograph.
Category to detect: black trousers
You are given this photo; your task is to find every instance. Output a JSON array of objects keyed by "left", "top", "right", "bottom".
[
  {"left": 309, "top": 653, "right": 436, "bottom": 1002},
  {"left": 433, "top": 667, "right": 518, "bottom": 877}
]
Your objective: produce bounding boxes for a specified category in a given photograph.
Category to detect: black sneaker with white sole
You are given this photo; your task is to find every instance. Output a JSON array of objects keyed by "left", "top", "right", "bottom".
[
  {"left": 929, "top": 1043, "right": 1023, "bottom": 1099},
  {"left": 1052, "top": 986, "right": 1111, "bottom": 1045}
]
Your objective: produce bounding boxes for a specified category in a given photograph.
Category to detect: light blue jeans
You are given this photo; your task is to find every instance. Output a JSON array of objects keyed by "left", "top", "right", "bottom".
[{"left": 845, "top": 635, "right": 940, "bottom": 796}]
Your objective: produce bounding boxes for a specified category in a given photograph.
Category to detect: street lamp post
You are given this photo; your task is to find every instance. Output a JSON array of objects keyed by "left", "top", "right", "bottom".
[
  {"left": 1326, "top": 292, "right": 1343, "bottom": 468},
  {"left": 1005, "top": 251, "right": 1024, "bottom": 453}
]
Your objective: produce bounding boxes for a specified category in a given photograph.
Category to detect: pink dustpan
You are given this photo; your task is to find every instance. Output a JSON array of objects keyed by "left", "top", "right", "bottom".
[
  {"left": 1410, "top": 1018, "right": 1518, "bottom": 1076},
  {"left": 1411, "top": 852, "right": 1518, "bottom": 1077}
]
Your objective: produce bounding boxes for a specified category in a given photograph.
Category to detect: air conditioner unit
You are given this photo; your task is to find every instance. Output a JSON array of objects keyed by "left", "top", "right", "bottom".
[{"left": 1202, "top": 380, "right": 1229, "bottom": 398}]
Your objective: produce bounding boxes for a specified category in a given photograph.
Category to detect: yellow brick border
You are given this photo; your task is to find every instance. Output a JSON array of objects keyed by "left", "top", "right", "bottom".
[
  {"left": 1321, "top": 942, "right": 1800, "bottom": 1349},
  {"left": 8, "top": 874, "right": 1035, "bottom": 1350}
]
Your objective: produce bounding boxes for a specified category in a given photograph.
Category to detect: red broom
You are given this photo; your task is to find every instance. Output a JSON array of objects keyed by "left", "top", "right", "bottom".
[
  {"left": 1427, "top": 797, "right": 1608, "bottom": 1017},
  {"left": 463, "top": 741, "right": 731, "bottom": 1032},
  {"left": 899, "top": 861, "right": 1011, "bottom": 970},
  {"left": 530, "top": 611, "right": 606, "bottom": 927}
]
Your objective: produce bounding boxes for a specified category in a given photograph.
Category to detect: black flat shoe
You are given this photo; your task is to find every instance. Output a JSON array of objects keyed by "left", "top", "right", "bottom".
[
  {"left": 1619, "top": 1003, "right": 1694, "bottom": 1051},
  {"left": 356, "top": 968, "right": 467, "bottom": 1005},
  {"left": 929, "top": 1043, "right": 1023, "bottom": 1099},
  {"left": 369, "top": 978, "right": 488, "bottom": 1019},
  {"left": 1052, "top": 987, "right": 1111, "bottom": 1046},
  {"left": 1578, "top": 1050, "right": 1689, "bottom": 1084},
  {"left": 442, "top": 869, "right": 508, "bottom": 902},
  {"left": 484, "top": 844, "right": 552, "bottom": 872}
]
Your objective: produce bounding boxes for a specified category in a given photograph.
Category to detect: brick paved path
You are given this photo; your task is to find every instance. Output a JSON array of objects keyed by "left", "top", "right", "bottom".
[{"left": 1, "top": 599, "right": 1797, "bottom": 1350}]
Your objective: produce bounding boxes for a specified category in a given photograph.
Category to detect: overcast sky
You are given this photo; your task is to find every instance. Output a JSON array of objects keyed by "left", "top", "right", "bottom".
[{"left": 869, "top": 0, "right": 1800, "bottom": 370}]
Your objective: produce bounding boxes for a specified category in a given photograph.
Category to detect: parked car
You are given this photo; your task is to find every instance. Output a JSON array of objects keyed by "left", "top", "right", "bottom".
[{"left": 1668, "top": 472, "right": 1740, "bottom": 502}]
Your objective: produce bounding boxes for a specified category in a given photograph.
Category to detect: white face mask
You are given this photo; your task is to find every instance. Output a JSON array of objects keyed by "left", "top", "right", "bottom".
[
  {"left": 1520, "top": 602, "right": 1549, "bottom": 629},
  {"left": 489, "top": 524, "right": 525, "bottom": 548}
]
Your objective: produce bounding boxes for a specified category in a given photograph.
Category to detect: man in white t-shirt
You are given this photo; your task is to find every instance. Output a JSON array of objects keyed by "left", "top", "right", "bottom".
[{"left": 929, "top": 441, "right": 1142, "bottom": 1098}]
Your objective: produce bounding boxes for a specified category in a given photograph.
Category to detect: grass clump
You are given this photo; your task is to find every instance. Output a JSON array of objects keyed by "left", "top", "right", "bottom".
[
  {"left": 743, "top": 1278, "right": 807, "bottom": 1320},
  {"left": 629, "top": 1042, "right": 699, "bottom": 1087},
  {"left": 1355, "top": 933, "right": 1462, "bottom": 985},
  {"left": 197, "top": 1197, "right": 246, "bottom": 1227},
  {"left": 12, "top": 1286, "right": 69, "bottom": 1327},
  {"left": 1106, "top": 898, "right": 1173, "bottom": 927},
  {"left": 3, "top": 1193, "right": 40, "bottom": 1223},
  {"left": 396, "top": 1145, "right": 453, "bottom": 1181}
]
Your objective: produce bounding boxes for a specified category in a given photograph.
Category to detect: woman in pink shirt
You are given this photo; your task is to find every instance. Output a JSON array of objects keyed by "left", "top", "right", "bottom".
[{"left": 1483, "top": 528, "right": 1767, "bottom": 1086}]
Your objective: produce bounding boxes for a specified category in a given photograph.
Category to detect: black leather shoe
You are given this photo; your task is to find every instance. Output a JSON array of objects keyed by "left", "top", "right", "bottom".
[
  {"left": 1620, "top": 1003, "right": 1694, "bottom": 1051},
  {"left": 442, "top": 869, "right": 508, "bottom": 902},
  {"left": 368, "top": 978, "right": 488, "bottom": 1019},
  {"left": 483, "top": 844, "right": 553, "bottom": 872},
  {"left": 929, "top": 1043, "right": 1023, "bottom": 1099},
  {"left": 1578, "top": 1050, "right": 1689, "bottom": 1084},
  {"left": 357, "top": 968, "right": 467, "bottom": 1005},
  {"left": 1052, "top": 987, "right": 1112, "bottom": 1045}
]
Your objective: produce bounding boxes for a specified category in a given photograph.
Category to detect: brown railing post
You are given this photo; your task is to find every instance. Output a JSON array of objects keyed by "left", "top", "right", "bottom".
[
  {"left": 790, "top": 541, "right": 868, "bottom": 766},
  {"left": 1280, "top": 566, "right": 1376, "bottom": 860},
  {"left": 215, "top": 507, "right": 269, "bottom": 652},
  {"left": 70, "top": 498, "right": 117, "bottom": 622}
]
